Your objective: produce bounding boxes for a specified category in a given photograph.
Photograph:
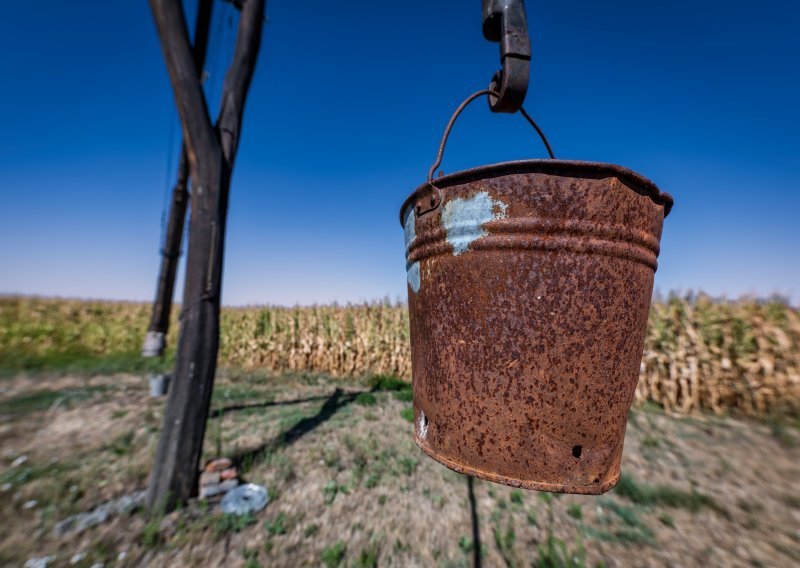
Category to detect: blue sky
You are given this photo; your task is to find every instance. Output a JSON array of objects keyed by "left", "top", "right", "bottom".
[{"left": 1, "top": 1, "right": 798, "bottom": 305}]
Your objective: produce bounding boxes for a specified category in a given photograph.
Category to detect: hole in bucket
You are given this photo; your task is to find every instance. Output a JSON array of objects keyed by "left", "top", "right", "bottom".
[
  {"left": 572, "top": 445, "right": 582, "bottom": 459},
  {"left": 418, "top": 411, "right": 429, "bottom": 440}
]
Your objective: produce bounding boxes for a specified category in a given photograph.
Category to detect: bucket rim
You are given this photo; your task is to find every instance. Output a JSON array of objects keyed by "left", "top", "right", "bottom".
[{"left": 399, "top": 159, "right": 673, "bottom": 226}]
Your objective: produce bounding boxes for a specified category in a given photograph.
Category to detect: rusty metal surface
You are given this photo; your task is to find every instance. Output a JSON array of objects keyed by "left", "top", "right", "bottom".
[{"left": 401, "top": 160, "right": 672, "bottom": 494}]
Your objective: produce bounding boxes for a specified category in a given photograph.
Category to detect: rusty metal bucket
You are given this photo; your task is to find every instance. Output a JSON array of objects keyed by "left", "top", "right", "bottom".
[{"left": 400, "top": 94, "right": 672, "bottom": 494}]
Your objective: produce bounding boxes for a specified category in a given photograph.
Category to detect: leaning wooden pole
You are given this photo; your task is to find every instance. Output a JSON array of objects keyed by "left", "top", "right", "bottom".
[
  {"left": 146, "top": 0, "right": 265, "bottom": 512},
  {"left": 143, "top": 0, "right": 214, "bottom": 358}
]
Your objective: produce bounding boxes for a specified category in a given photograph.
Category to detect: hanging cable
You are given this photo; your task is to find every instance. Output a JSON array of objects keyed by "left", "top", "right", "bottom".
[
  {"left": 207, "top": 2, "right": 238, "bottom": 116},
  {"left": 204, "top": 1, "right": 226, "bottom": 113},
  {"left": 159, "top": 113, "right": 179, "bottom": 249}
]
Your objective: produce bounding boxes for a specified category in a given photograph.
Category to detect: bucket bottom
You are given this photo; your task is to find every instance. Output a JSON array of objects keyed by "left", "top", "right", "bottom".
[{"left": 415, "top": 435, "right": 621, "bottom": 495}]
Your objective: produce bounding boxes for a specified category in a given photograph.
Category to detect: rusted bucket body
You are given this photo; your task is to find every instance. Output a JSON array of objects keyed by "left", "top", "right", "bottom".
[{"left": 401, "top": 160, "right": 672, "bottom": 494}]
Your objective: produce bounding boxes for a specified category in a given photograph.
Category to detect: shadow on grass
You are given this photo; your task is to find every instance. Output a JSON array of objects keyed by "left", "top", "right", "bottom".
[
  {"left": 230, "top": 388, "right": 359, "bottom": 468},
  {"left": 209, "top": 394, "right": 336, "bottom": 419}
]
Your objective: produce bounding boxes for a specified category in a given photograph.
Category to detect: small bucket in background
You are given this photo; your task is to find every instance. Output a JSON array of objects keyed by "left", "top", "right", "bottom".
[{"left": 149, "top": 374, "right": 171, "bottom": 398}]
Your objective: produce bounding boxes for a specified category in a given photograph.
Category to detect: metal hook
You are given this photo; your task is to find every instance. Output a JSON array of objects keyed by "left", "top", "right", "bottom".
[{"left": 482, "top": 0, "right": 531, "bottom": 113}]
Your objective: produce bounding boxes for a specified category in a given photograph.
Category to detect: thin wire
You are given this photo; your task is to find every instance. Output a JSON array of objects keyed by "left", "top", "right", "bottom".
[
  {"left": 226, "top": 9, "right": 235, "bottom": 72},
  {"left": 211, "top": 4, "right": 234, "bottom": 115},
  {"left": 217, "top": 6, "right": 236, "bottom": 113},
  {"left": 210, "top": 4, "right": 228, "bottom": 111},
  {"left": 428, "top": 89, "right": 496, "bottom": 182},
  {"left": 428, "top": 89, "right": 556, "bottom": 183},
  {"left": 519, "top": 106, "right": 555, "bottom": 159},
  {"left": 159, "top": 114, "right": 179, "bottom": 249},
  {"left": 419, "top": 89, "right": 557, "bottom": 216},
  {"left": 205, "top": 3, "right": 226, "bottom": 112}
]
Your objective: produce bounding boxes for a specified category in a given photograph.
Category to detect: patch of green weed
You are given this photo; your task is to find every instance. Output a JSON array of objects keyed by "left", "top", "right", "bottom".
[
  {"left": 536, "top": 487, "right": 585, "bottom": 566},
  {"left": 141, "top": 516, "right": 162, "bottom": 549},
  {"left": 368, "top": 375, "right": 408, "bottom": 391},
  {"left": 212, "top": 513, "right": 257, "bottom": 537},
  {"left": 264, "top": 513, "right": 287, "bottom": 536},
  {"left": 355, "top": 392, "right": 377, "bottom": 406},
  {"left": 354, "top": 539, "right": 380, "bottom": 568},
  {"left": 567, "top": 503, "right": 583, "bottom": 520},
  {"left": 394, "top": 389, "right": 413, "bottom": 402},
  {"left": 613, "top": 473, "right": 726, "bottom": 516},
  {"left": 242, "top": 548, "right": 260, "bottom": 568},
  {"left": 107, "top": 430, "right": 135, "bottom": 456},
  {"left": 535, "top": 532, "right": 586, "bottom": 567},
  {"left": 458, "top": 536, "right": 474, "bottom": 554},
  {"left": 323, "top": 480, "right": 348, "bottom": 505},
  {"left": 493, "top": 519, "right": 516, "bottom": 567},
  {"left": 641, "top": 435, "right": 661, "bottom": 448},
  {"left": 585, "top": 500, "right": 655, "bottom": 546},
  {"left": 322, "top": 540, "right": 346, "bottom": 567},
  {"left": 398, "top": 456, "right": 419, "bottom": 476}
]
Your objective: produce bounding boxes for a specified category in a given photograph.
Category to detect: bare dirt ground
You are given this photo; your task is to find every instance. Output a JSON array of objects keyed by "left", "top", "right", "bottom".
[{"left": 1, "top": 371, "right": 799, "bottom": 567}]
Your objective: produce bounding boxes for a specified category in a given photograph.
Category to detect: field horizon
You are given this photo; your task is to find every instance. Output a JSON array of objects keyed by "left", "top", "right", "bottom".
[
  {"left": 1, "top": 290, "right": 797, "bottom": 309},
  {"left": 2, "top": 293, "right": 799, "bottom": 418}
]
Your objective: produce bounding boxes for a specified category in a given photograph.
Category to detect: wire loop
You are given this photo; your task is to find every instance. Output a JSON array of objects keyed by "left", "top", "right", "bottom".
[{"left": 428, "top": 89, "right": 555, "bottom": 186}]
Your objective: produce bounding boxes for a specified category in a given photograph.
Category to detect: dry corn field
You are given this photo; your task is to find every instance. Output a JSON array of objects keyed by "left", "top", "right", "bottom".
[{"left": 1, "top": 295, "right": 798, "bottom": 417}]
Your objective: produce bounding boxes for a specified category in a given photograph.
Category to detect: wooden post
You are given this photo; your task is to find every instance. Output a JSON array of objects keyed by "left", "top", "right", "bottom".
[
  {"left": 146, "top": 0, "right": 265, "bottom": 512},
  {"left": 142, "top": 0, "right": 214, "bottom": 358}
]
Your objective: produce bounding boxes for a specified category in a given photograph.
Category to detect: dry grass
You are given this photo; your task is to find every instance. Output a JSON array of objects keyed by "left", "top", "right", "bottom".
[
  {"left": 2, "top": 294, "right": 798, "bottom": 416},
  {"left": 1, "top": 371, "right": 798, "bottom": 567}
]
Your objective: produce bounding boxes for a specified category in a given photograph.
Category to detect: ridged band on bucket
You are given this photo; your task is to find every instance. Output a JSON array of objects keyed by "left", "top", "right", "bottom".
[{"left": 401, "top": 159, "right": 672, "bottom": 494}]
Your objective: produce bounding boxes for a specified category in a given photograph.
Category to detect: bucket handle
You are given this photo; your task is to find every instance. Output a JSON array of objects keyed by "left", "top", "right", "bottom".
[{"left": 419, "top": 89, "right": 555, "bottom": 216}]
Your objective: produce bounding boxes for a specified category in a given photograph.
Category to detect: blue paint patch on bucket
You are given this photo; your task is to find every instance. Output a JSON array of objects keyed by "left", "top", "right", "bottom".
[
  {"left": 404, "top": 207, "right": 421, "bottom": 292},
  {"left": 407, "top": 261, "right": 421, "bottom": 293},
  {"left": 403, "top": 206, "right": 416, "bottom": 250},
  {"left": 442, "top": 191, "right": 508, "bottom": 255}
]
